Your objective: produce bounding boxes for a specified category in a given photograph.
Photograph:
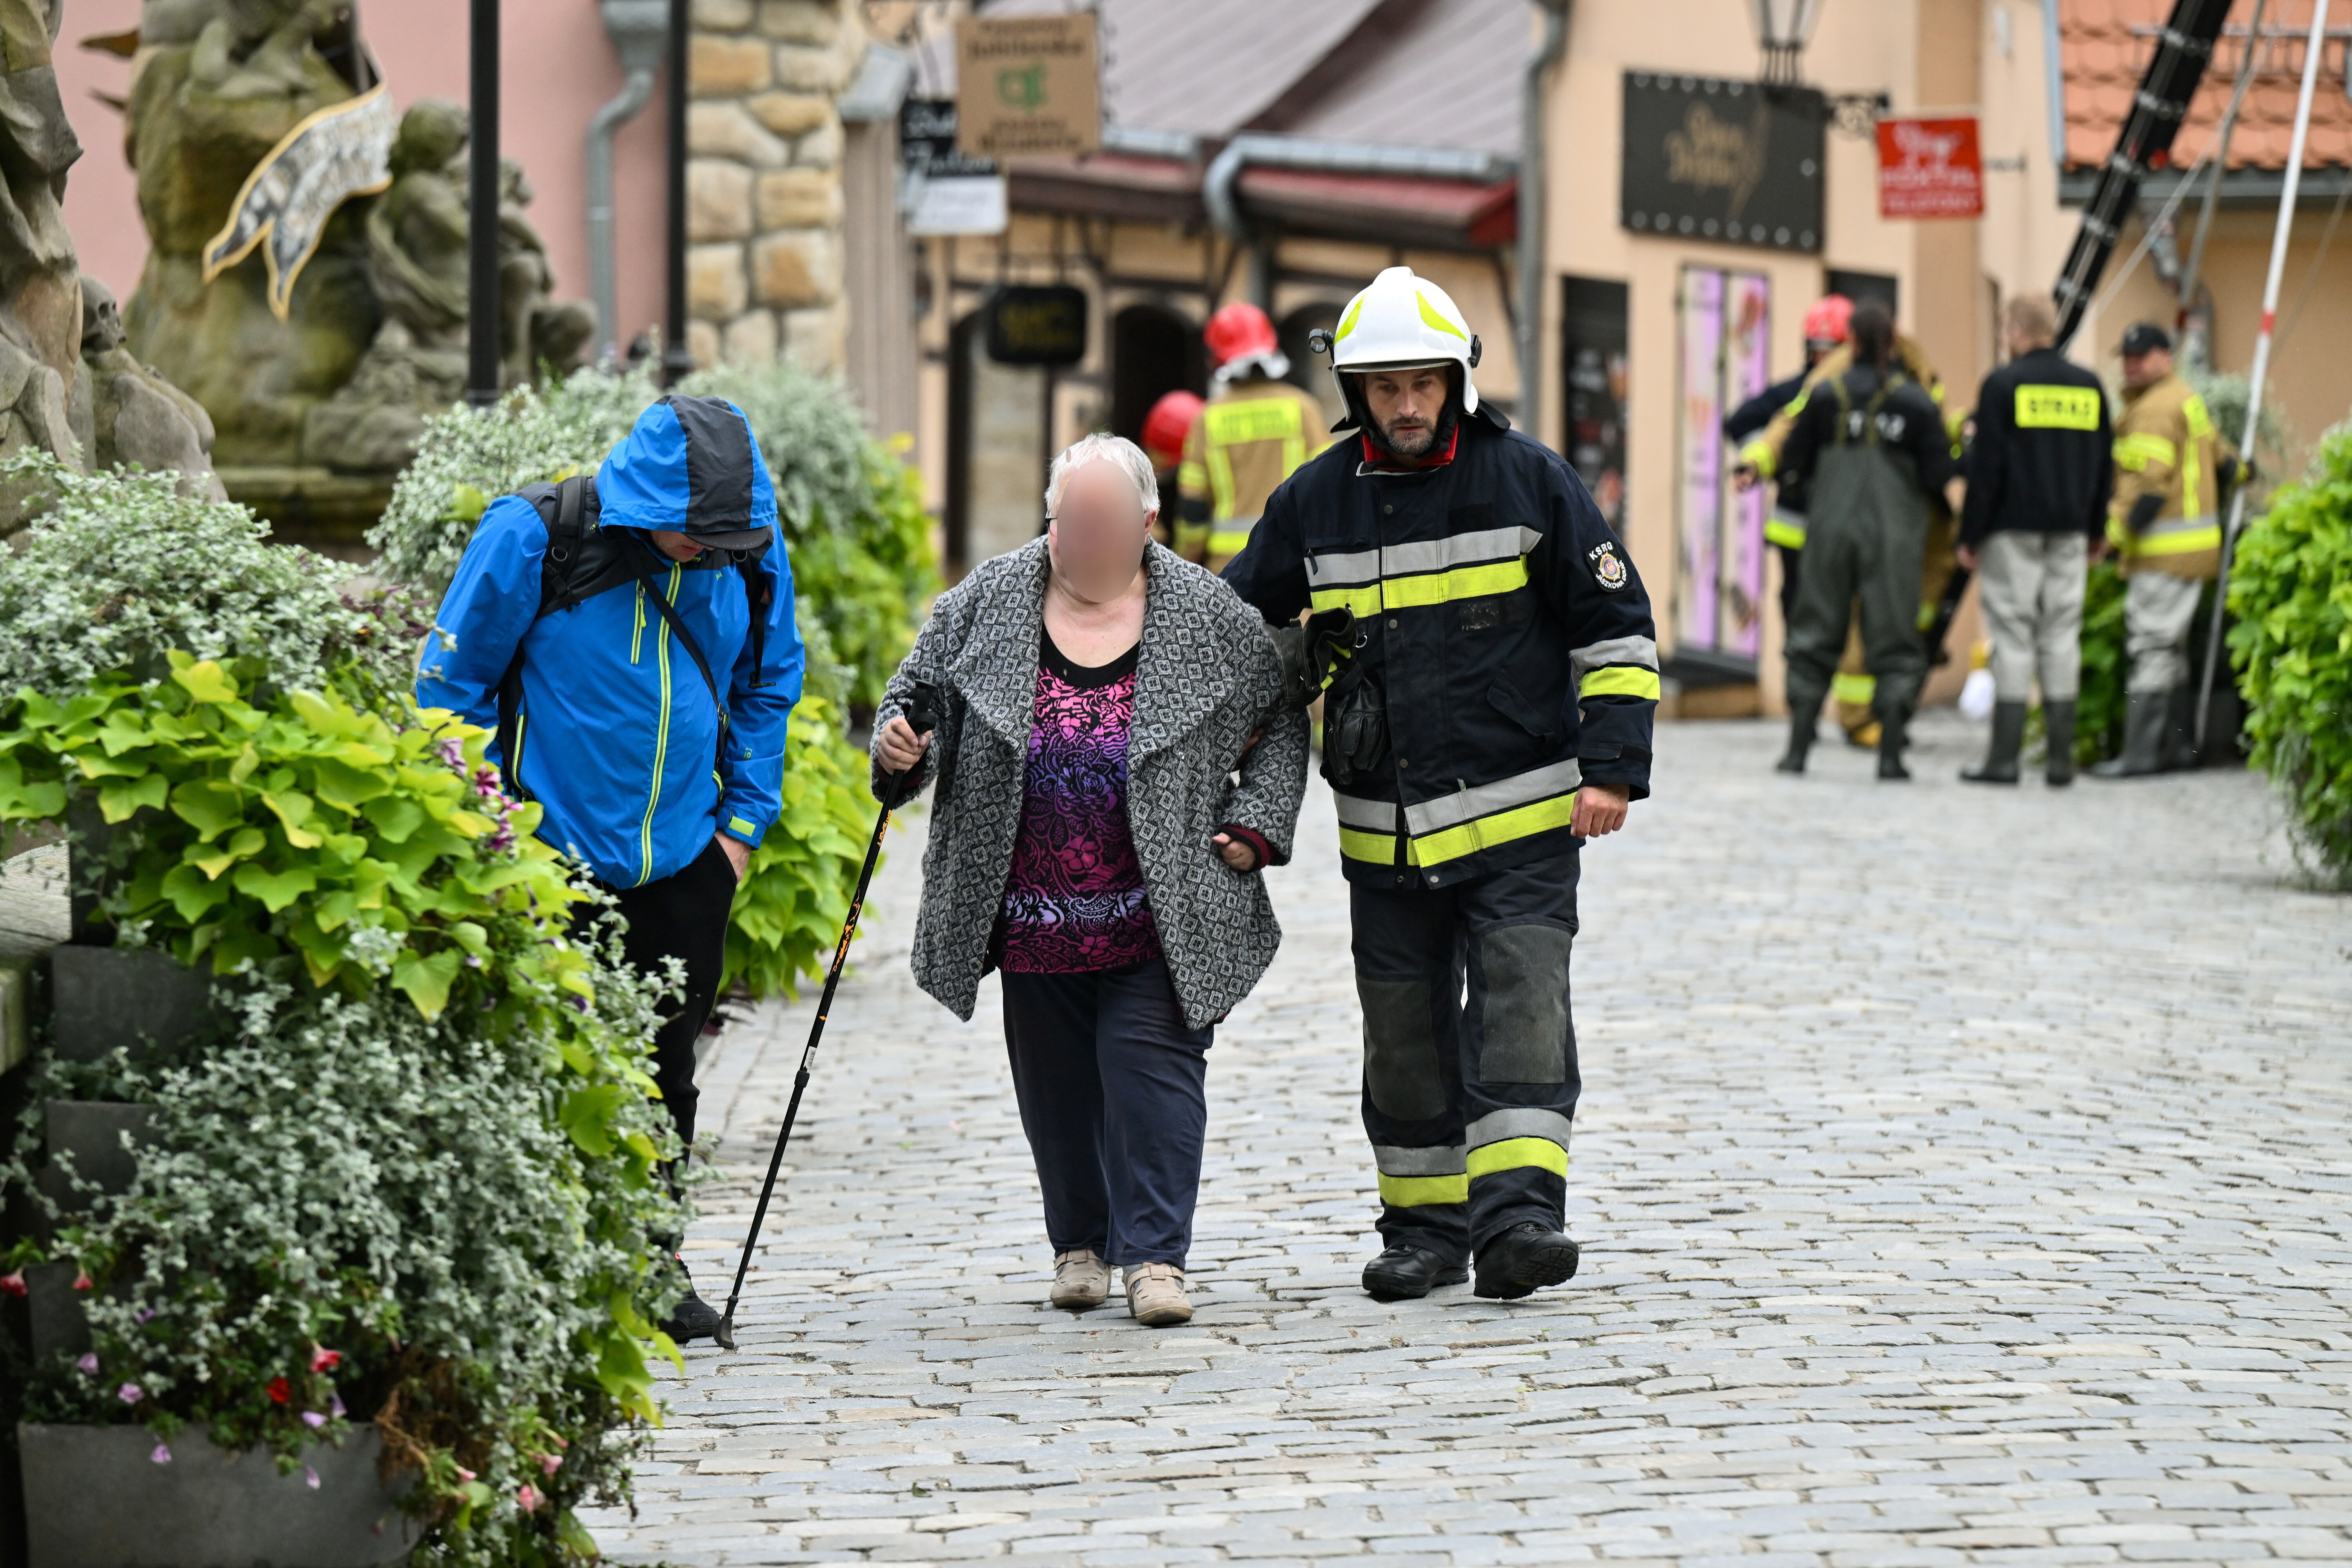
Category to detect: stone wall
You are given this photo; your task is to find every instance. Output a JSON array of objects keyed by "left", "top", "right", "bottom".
[{"left": 687, "top": 0, "right": 863, "bottom": 372}]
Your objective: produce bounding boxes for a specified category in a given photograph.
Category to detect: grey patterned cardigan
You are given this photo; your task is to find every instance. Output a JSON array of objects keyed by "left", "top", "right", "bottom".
[{"left": 871, "top": 537, "right": 1308, "bottom": 1029}]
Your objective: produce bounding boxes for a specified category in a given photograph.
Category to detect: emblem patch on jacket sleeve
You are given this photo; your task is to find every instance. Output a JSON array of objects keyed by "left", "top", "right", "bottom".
[{"left": 1587, "top": 540, "right": 1629, "bottom": 591}]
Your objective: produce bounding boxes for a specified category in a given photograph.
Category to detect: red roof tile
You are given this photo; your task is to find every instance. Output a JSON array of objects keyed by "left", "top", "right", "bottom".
[{"left": 2061, "top": 0, "right": 2352, "bottom": 170}]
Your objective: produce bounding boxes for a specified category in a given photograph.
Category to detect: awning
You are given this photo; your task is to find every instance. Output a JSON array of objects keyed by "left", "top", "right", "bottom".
[{"left": 1004, "top": 154, "right": 1517, "bottom": 251}]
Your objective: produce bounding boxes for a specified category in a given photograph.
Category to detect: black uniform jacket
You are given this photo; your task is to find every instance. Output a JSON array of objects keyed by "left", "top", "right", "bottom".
[
  {"left": 1725, "top": 369, "right": 1813, "bottom": 515},
  {"left": 1778, "top": 364, "right": 1958, "bottom": 496},
  {"left": 1222, "top": 407, "right": 1659, "bottom": 891},
  {"left": 1958, "top": 346, "right": 2113, "bottom": 549}
]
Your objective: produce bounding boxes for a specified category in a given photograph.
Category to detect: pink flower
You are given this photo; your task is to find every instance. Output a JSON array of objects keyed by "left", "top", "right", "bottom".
[
  {"left": 116, "top": 1383, "right": 143, "bottom": 1404},
  {"left": 309, "top": 1347, "right": 341, "bottom": 1372},
  {"left": 302, "top": 1411, "right": 326, "bottom": 1428},
  {"left": 516, "top": 1483, "right": 542, "bottom": 1514},
  {"left": 539, "top": 1452, "right": 560, "bottom": 1476},
  {"left": 71, "top": 1272, "right": 92, "bottom": 1292},
  {"left": 455, "top": 1466, "right": 476, "bottom": 1484},
  {"left": 304, "top": 1466, "right": 320, "bottom": 1490},
  {"left": 149, "top": 1444, "right": 171, "bottom": 1465},
  {"left": 74, "top": 1353, "right": 97, "bottom": 1375},
  {"left": 330, "top": 1394, "right": 347, "bottom": 1419},
  {"left": 0, "top": 1273, "right": 25, "bottom": 1298}
]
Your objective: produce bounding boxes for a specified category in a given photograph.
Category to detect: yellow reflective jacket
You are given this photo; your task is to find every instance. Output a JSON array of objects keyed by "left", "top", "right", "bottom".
[
  {"left": 1176, "top": 376, "right": 1331, "bottom": 571},
  {"left": 2109, "top": 371, "right": 2226, "bottom": 581}
]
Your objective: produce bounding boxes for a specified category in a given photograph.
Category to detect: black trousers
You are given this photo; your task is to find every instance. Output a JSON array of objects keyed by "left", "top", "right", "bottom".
[
  {"left": 1000, "top": 960, "right": 1214, "bottom": 1268},
  {"left": 587, "top": 835, "right": 737, "bottom": 1151},
  {"left": 1351, "top": 846, "right": 1582, "bottom": 1259}
]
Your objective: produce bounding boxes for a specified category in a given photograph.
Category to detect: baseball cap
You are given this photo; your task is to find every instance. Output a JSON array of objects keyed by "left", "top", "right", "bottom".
[{"left": 2119, "top": 322, "right": 2172, "bottom": 357}]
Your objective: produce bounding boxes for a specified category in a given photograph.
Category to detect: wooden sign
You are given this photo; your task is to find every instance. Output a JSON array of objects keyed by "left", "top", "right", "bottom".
[
  {"left": 1876, "top": 116, "right": 1984, "bottom": 219},
  {"left": 956, "top": 12, "right": 1101, "bottom": 159},
  {"left": 1620, "top": 73, "right": 1825, "bottom": 253},
  {"left": 985, "top": 285, "right": 1088, "bottom": 367}
]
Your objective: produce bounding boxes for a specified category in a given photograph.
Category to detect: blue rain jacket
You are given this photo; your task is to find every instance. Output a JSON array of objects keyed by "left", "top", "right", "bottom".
[{"left": 416, "top": 397, "right": 805, "bottom": 888}]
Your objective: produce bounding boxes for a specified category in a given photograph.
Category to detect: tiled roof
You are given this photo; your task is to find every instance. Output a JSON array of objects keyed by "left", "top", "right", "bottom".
[{"left": 2062, "top": 0, "right": 2352, "bottom": 171}]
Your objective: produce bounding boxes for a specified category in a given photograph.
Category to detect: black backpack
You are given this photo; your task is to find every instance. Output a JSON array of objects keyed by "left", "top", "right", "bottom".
[{"left": 493, "top": 472, "right": 776, "bottom": 793}]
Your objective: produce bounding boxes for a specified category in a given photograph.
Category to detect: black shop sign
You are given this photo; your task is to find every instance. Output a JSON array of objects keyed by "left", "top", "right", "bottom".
[
  {"left": 1620, "top": 72, "right": 1825, "bottom": 253},
  {"left": 985, "top": 285, "right": 1088, "bottom": 367}
]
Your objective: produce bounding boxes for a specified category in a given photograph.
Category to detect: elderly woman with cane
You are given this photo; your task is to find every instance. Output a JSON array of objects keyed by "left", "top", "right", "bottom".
[{"left": 872, "top": 433, "right": 1307, "bottom": 1327}]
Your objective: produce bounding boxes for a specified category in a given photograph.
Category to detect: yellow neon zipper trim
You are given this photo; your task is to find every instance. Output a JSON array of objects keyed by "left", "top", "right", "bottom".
[
  {"left": 635, "top": 564, "right": 681, "bottom": 886},
  {"left": 631, "top": 585, "right": 646, "bottom": 663}
]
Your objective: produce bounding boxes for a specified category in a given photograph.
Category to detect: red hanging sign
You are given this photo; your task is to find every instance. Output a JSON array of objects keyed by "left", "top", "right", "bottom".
[{"left": 1876, "top": 116, "right": 1984, "bottom": 219}]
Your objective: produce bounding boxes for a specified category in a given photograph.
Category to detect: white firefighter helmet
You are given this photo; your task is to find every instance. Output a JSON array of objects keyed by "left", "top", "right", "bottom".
[{"left": 1326, "top": 265, "right": 1483, "bottom": 413}]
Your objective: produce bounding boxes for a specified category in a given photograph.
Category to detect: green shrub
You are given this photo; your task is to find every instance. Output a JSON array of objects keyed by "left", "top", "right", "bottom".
[
  {"left": 0, "top": 661, "right": 684, "bottom": 1563},
  {"left": 2226, "top": 418, "right": 2352, "bottom": 885}
]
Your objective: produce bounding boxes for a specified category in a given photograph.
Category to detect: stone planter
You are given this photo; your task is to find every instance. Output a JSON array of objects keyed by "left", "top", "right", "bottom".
[
  {"left": 46, "top": 947, "right": 211, "bottom": 1063},
  {"left": 19, "top": 1421, "right": 417, "bottom": 1568}
]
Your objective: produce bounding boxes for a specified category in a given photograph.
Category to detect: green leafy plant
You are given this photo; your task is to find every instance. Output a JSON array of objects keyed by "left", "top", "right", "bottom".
[
  {"left": 2226, "top": 418, "right": 2352, "bottom": 885},
  {"left": 723, "top": 698, "right": 877, "bottom": 998},
  {"left": 0, "top": 662, "right": 687, "bottom": 1563}
]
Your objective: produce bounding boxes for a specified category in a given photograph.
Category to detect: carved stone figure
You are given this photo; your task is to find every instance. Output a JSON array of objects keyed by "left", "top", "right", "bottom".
[
  {"left": 71, "top": 276, "right": 226, "bottom": 498},
  {"left": 0, "top": 0, "right": 91, "bottom": 529}
]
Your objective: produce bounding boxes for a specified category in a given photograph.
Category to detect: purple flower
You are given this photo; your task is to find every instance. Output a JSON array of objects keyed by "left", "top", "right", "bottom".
[
  {"left": 302, "top": 1411, "right": 326, "bottom": 1428},
  {"left": 133, "top": 1307, "right": 153, "bottom": 1325},
  {"left": 74, "top": 1353, "right": 97, "bottom": 1375},
  {"left": 304, "top": 1465, "right": 320, "bottom": 1490},
  {"left": 330, "top": 1394, "right": 346, "bottom": 1419},
  {"left": 150, "top": 1444, "right": 171, "bottom": 1465},
  {"left": 116, "top": 1382, "right": 143, "bottom": 1404}
]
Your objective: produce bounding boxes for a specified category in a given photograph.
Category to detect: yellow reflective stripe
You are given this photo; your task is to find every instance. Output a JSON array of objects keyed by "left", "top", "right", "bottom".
[
  {"left": 1339, "top": 826, "right": 1398, "bottom": 863},
  {"left": 1382, "top": 558, "right": 1529, "bottom": 609},
  {"left": 1309, "top": 583, "right": 1384, "bottom": 619},
  {"left": 1379, "top": 1171, "right": 1469, "bottom": 1207},
  {"left": 1740, "top": 435, "right": 1776, "bottom": 478},
  {"left": 1409, "top": 791, "right": 1579, "bottom": 868},
  {"left": 1831, "top": 672, "right": 1876, "bottom": 705},
  {"left": 1203, "top": 398, "right": 1304, "bottom": 445},
  {"left": 1175, "top": 460, "right": 1207, "bottom": 491},
  {"left": 1416, "top": 292, "right": 1466, "bottom": 340},
  {"left": 729, "top": 816, "right": 755, "bottom": 836},
  {"left": 1174, "top": 521, "right": 1212, "bottom": 557},
  {"left": 2181, "top": 402, "right": 2203, "bottom": 514},
  {"left": 1209, "top": 522, "right": 1257, "bottom": 557},
  {"left": 1337, "top": 295, "right": 1364, "bottom": 341},
  {"left": 1466, "top": 1137, "right": 1569, "bottom": 1181},
  {"left": 1207, "top": 440, "right": 1236, "bottom": 522},
  {"left": 2132, "top": 521, "right": 2222, "bottom": 556},
  {"left": 2114, "top": 432, "right": 2176, "bottom": 471},
  {"left": 1579, "top": 667, "right": 1661, "bottom": 700},
  {"left": 1764, "top": 515, "right": 1807, "bottom": 549},
  {"left": 2016, "top": 385, "right": 2101, "bottom": 430}
]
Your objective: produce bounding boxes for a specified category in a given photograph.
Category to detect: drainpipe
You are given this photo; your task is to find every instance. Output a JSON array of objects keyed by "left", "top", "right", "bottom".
[
  {"left": 1517, "top": 0, "right": 1569, "bottom": 443},
  {"left": 591, "top": 0, "right": 668, "bottom": 366},
  {"left": 1203, "top": 133, "right": 1515, "bottom": 305}
]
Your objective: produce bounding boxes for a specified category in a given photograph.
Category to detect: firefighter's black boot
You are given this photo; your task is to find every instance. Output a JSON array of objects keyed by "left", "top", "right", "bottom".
[
  {"left": 2043, "top": 700, "right": 2078, "bottom": 787},
  {"left": 1961, "top": 701, "right": 2026, "bottom": 785},
  {"left": 2090, "top": 692, "right": 2167, "bottom": 778},
  {"left": 2161, "top": 682, "right": 2200, "bottom": 771},
  {"left": 1362, "top": 1244, "right": 1468, "bottom": 1301},
  {"left": 1472, "top": 1222, "right": 1581, "bottom": 1301},
  {"left": 1778, "top": 681, "right": 1825, "bottom": 774},
  {"left": 1876, "top": 706, "right": 1912, "bottom": 781}
]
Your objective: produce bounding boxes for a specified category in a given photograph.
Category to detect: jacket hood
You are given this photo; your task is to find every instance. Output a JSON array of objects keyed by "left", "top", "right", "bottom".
[{"left": 596, "top": 395, "right": 779, "bottom": 540}]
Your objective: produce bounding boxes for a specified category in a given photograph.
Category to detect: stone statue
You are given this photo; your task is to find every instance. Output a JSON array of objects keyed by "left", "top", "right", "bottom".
[
  {"left": 0, "top": 0, "right": 91, "bottom": 529},
  {"left": 71, "top": 276, "right": 226, "bottom": 498},
  {"left": 304, "top": 100, "right": 592, "bottom": 474}
]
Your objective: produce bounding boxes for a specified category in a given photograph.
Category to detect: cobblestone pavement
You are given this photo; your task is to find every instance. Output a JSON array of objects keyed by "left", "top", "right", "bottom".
[{"left": 582, "top": 712, "right": 2352, "bottom": 1566}]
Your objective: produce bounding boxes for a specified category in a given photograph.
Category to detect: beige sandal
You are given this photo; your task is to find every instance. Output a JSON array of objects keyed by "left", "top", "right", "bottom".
[
  {"left": 1050, "top": 1248, "right": 1110, "bottom": 1309},
  {"left": 1122, "top": 1262, "right": 1193, "bottom": 1326}
]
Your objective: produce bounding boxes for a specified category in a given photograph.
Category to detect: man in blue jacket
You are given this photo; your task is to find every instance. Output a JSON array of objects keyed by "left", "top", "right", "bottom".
[{"left": 418, "top": 394, "right": 804, "bottom": 1339}]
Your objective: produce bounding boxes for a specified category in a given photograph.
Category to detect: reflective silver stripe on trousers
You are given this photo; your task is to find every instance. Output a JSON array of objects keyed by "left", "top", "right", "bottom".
[
  {"left": 1569, "top": 634, "right": 1660, "bottom": 685},
  {"left": 2142, "top": 511, "right": 2218, "bottom": 538},
  {"left": 1306, "top": 526, "right": 1543, "bottom": 589},
  {"left": 1331, "top": 791, "right": 1398, "bottom": 831},
  {"left": 1400, "top": 758, "right": 1584, "bottom": 838},
  {"left": 1464, "top": 1107, "right": 1574, "bottom": 1152},
  {"left": 1374, "top": 1144, "right": 1467, "bottom": 1176}
]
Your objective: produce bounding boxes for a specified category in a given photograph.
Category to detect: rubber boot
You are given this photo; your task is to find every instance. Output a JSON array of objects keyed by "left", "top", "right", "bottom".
[
  {"left": 2161, "top": 683, "right": 2199, "bottom": 771},
  {"left": 2043, "top": 700, "right": 2078, "bottom": 787},
  {"left": 1778, "top": 682, "right": 1825, "bottom": 774},
  {"left": 1876, "top": 706, "right": 1912, "bottom": 781},
  {"left": 2090, "top": 692, "right": 2167, "bottom": 778},
  {"left": 1961, "top": 701, "right": 2026, "bottom": 785}
]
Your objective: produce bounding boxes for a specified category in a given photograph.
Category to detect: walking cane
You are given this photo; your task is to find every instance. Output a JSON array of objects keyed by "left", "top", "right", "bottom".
[{"left": 712, "top": 681, "right": 940, "bottom": 1352}]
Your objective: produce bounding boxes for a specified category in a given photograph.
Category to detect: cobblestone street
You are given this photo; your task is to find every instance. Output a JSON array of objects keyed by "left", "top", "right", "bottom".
[{"left": 583, "top": 712, "right": 2352, "bottom": 1566}]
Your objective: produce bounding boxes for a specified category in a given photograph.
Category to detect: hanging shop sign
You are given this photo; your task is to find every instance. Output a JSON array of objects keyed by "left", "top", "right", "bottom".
[
  {"left": 956, "top": 11, "right": 1102, "bottom": 159},
  {"left": 1876, "top": 115, "right": 1984, "bottom": 219},
  {"left": 899, "top": 97, "right": 1006, "bottom": 236},
  {"left": 1620, "top": 72, "right": 1825, "bottom": 253},
  {"left": 985, "top": 285, "right": 1088, "bottom": 367}
]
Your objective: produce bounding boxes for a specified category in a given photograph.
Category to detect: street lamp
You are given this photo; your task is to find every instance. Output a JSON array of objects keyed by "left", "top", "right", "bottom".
[
  {"left": 467, "top": 0, "right": 501, "bottom": 407},
  {"left": 1749, "top": 0, "right": 1823, "bottom": 88},
  {"left": 661, "top": 0, "right": 693, "bottom": 387}
]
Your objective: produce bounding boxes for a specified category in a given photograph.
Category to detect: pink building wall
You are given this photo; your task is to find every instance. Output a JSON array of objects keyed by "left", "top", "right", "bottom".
[{"left": 57, "top": 0, "right": 669, "bottom": 352}]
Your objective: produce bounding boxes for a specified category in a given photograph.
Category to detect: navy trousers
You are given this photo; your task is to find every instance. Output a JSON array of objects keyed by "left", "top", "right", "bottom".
[
  {"left": 1000, "top": 959, "right": 1214, "bottom": 1268},
  {"left": 1351, "top": 845, "right": 1582, "bottom": 1259},
  {"left": 586, "top": 834, "right": 736, "bottom": 1151}
]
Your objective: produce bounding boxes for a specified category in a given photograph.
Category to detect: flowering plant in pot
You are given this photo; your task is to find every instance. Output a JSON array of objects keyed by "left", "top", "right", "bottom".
[{"left": 0, "top": 456, "right": 690, "bottom": 1564}]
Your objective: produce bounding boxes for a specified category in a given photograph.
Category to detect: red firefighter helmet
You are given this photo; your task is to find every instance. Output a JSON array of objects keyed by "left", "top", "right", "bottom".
[
  {"left": 1141, "top": 390, "right": 1204, "bottom": 469},
  {"left": 1204, "top": 302, "right": 1281, "bottom": 368},
  {"left": 1803, "top": 294, "right": 1855, "bottom": 347}
]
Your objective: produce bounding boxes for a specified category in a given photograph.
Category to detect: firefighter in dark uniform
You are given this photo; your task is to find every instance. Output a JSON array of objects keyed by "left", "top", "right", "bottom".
[
  {"left": 1773, "top": 301, "right": 1962, "bottom": 781},
  {"left": 1222, "top": 267, "right": 1659, "bottom": 1304}
]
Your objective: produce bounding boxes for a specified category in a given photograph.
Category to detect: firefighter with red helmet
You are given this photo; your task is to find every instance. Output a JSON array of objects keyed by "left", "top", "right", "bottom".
[
  {"left": 1176, "top": 303, "right": 1331, "bottom": 572},
  {"left": 1726, "top": 294, "right": 1852, "bottom": 627},
  {"left": 1141, "top": 389, "right": 1205, "bottom": 549}
]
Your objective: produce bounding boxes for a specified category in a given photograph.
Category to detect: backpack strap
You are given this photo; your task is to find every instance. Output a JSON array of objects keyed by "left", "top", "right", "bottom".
[
  {"left": 630, "top": 556, "right": 732, "bottom": 760},
  {"left": 736, "top": 555, "right": 772, "bottom": 690},
  {"left": 495, "top": 473, "right": 596, "bottom": 795}
]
